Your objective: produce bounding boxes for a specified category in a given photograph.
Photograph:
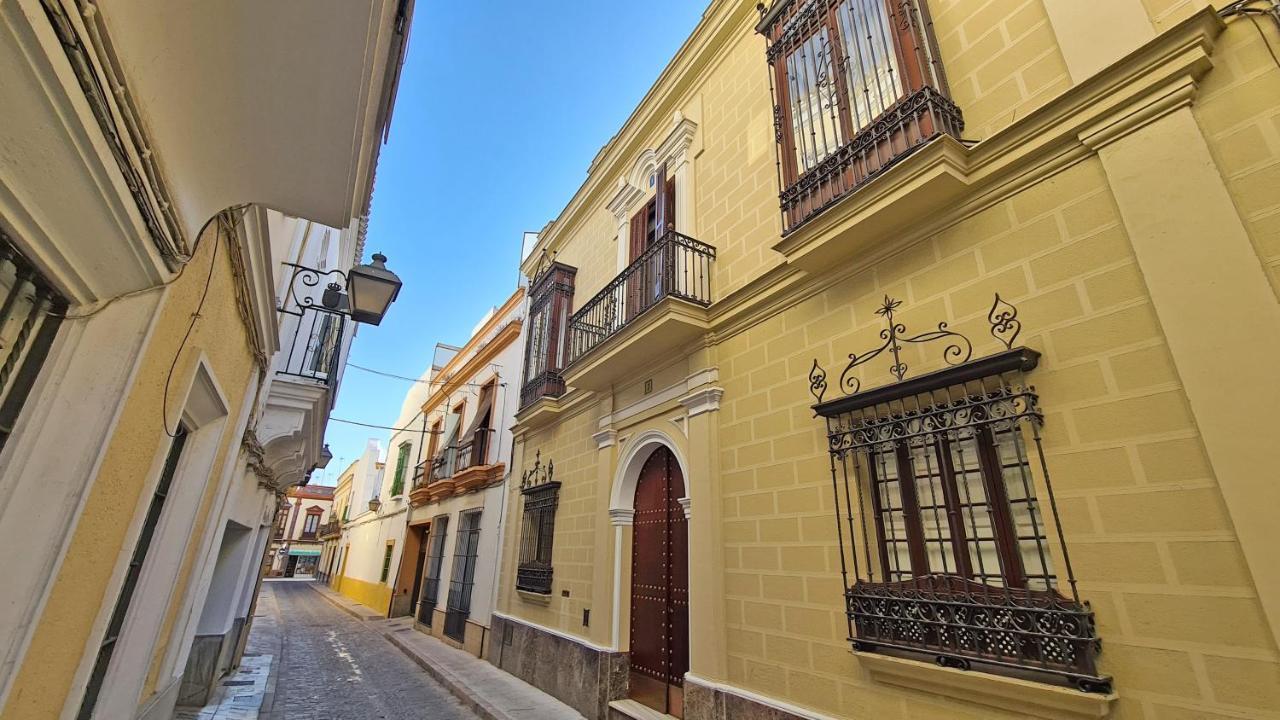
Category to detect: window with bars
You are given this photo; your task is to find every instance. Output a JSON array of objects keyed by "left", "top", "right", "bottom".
[
  {"left": 0, "top": 233, "right": 68, "bottom": 455},
  {"left": 816, "top": 348, "right": 1109, "bottom": 692},
  {"left": 444, "top": 510, "right": 482, "bottom": 641},
  {"left": 519, "top": 263, "right": 576, "bottom": 409},
  {"left": 515, "top": 481, "right": 560, "bottom": 595},
  {"left": 379, "top": 541, "right": 395, "bottom": 583},
  {"left": 78, "top": 425, "right": 188, "bottom": 720},
  {"left": 758, "top": 0, "right": 963, "bottom": 233},
  {"left": 418, "top": 516, "right": 449, "bottom": 626}
]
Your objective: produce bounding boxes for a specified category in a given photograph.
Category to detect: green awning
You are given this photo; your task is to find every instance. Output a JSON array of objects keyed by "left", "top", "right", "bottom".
[{"left": 288, "top": 548, "right": 321, "bottom": 556}]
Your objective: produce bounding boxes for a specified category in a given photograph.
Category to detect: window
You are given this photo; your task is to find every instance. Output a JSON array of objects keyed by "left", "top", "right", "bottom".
[
  {"left": 515, "top": 482, "right": 560, "bottom": 595},
  {"left": 302, "top": 509, "right": 322, "bottom": 537},
  {"left": 459, "top": 380, "right": 496, "bottom": 469},
  {"left": 809, "top": 295, "right": 1107, "bottom": 692},
  {"left": 391, "top": 441, "right": 411, "bottom": 496},
  {"left": 379, "top": 541, "right": 395, "bottom": 583},
  {"left": 78, "top": 426, "right": 188, "bottom": 720},
  {"left": 519, "top": 262, "right": 576, "bottom": 409},
  {"left": 0, "top": 232, "right": 68, "bottom": 454},
  {"left": 759, "top": 0, "right": 963, "bottom": 232},
  {"left": 418, "top": 516, "right": 449, "bottom": 625},
  {"left": 444, "top": 510, "right": 482, "bottom": 641}
]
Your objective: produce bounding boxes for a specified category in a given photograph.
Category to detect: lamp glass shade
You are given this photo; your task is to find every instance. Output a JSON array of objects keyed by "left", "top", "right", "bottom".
[
  {"left": 346, "top": 252, "right": 402, "bottom": 326},
  {"left": 316, "top": 444, "right": 333, "bottom": 469}
]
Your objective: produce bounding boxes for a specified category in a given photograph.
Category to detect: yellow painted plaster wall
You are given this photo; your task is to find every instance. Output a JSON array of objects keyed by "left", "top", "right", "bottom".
[
  {"left": 501, "top": 402, "right": 603, "bottom": 640},
  {"left": 504, "top": 1, "right": 1280, "bottom": 718},
  {"left": 1, "top": 219, "right": 259, "bottom": 720},
  {"left": 337, "top": 576, "right": 393, "bottom": 613},
  {"left": 1194, "top": 18, "right": 1280, "bottom": 299},
  {"left": 714, "top": 155, "right": 1278, "bottom": 719}
]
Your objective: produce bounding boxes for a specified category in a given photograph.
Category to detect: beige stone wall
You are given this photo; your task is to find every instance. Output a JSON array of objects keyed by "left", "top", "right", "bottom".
[
  {"left": 714, "top": 154, "right": 1277, "bottom": 718},
  {"left": 502, "top": 2, "right": 1280, "bottom": 718},
  {"left": 1194, "top": 20, "right": 1280, "bottom": 299}
]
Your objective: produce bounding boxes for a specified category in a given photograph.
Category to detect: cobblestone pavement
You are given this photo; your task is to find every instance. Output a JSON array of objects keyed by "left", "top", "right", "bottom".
[{"left": 257, "top": 581, "right": 479, "bottom": 720}]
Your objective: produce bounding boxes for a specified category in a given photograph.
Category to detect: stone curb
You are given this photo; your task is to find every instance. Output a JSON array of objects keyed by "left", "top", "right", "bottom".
[{"left": 382, "top": 630, "right": 509, "bottom": 720}]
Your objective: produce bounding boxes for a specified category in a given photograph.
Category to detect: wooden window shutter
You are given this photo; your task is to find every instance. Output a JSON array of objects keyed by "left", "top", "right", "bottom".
[{"left": 654, "top": 162, "right": 671, "bottom": 235}]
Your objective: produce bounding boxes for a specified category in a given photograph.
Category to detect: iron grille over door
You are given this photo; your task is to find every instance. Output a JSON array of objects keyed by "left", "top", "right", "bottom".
[
  {"left": 444, "top": 510, "right": 482, "bottom": 641},
  {"left": 418, "top": 516, "right": 449, "bottom": 626},
  {"left": 0, "top": 234, "right": 68, "bottom": 454}
]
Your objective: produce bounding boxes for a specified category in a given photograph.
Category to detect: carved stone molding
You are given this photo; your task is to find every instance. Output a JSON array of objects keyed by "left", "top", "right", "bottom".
[
  {"left": 609, "top": 508, "right": 635, "bottom": 526},
  {"left": 680, "top": 387, "right": 724, "bottom": 418},
  {"left": 592, "top": 428, "right": 618, "bottom": 450}
]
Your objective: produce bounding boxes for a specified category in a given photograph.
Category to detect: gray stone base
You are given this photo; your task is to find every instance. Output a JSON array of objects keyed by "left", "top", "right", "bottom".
[
  {"left": 486, "top": 614, "right": 627, "bottom": 720},
  {"left": 178, "top": 634, "right": 226, "bottom": 706},
  {"left": 684, "top": 676, "right": 807, "bottom": 720}
]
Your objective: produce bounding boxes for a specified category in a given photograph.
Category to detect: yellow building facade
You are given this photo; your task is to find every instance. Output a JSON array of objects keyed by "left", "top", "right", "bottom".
[{"left": 491, "top": 2, "right": 1280, "bottom": 720}]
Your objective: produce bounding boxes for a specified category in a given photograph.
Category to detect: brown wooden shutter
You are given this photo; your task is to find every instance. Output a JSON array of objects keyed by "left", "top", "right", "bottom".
[
  {"left": 654, "top": 162, "right": 670, "bottom": 235},
  {"left": 629, "top": 210, "right": 647, "bottom": 263}
]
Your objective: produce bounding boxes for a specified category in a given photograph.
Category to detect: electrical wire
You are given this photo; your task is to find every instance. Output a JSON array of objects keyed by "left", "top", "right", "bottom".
[
  {"left": 330, "top": 416, "right": 443, "bottom": 434},
  {"left": 50, "top": 204, "right": 250, "bottom": 321},
  {"left": 159, "top": 208, "right": 248, "bottom": 437},
  {"left": 1219, "top": 0, "right": 1280, "bottom": 72},
  {"left": 346, "top": 361, "right": 503, "bottom": 388}
]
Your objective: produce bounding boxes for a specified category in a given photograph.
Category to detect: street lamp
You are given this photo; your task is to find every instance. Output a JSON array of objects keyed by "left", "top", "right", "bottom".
[{"left": 346, "top": 252, "right": 402, "bottom": 326}]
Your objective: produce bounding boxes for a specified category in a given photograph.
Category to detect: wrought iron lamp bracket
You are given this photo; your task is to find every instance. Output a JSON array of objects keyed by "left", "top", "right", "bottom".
[
  {"left": 808, "top": 293, "right": 1022, "bottom": 405},
  {"left": 277, "top": 262, "right": 349, "bottom": 318}
]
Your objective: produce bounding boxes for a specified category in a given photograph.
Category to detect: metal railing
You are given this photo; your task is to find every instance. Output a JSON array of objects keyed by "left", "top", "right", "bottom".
[
  {"left": 455, "top": 427, "right": 494, "bottom": 473},
  {"left": 318, "top": 518, "right": 341, "bottom": 539},
  {"left": 278, "top": 305, "right": 346, "bottom": 385},
  {"left": 566, "top": 230, "right": 714, "bottom": 365}
]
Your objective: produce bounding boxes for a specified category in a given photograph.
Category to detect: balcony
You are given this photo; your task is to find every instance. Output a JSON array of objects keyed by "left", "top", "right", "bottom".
[
  {"left": 563, "top": 230, "right": 715, "bottom": 392},
  {"left": 317, "top": 518, "right": 342, "bottom": 539},
  {"left": 277, "top": 305, "right": 346, "bottom": 387},
  {"left": 410, "top": 428, "right": 505, "bottom": 505}
]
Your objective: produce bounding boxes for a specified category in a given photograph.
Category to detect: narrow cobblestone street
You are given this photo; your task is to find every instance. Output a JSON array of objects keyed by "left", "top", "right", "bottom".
[{"left": 251, "top": 581, "right": 479, "bottom": 720}]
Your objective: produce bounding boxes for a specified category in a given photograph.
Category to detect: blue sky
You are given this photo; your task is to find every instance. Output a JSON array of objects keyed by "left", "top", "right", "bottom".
[{"left": 314, "top": 2, "right": 709, "bottom": 482}]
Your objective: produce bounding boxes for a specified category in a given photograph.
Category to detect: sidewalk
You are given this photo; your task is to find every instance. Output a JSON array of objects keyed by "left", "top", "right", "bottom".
[{"left": 307, "top": 581, "right": 585, "bottom": 720}]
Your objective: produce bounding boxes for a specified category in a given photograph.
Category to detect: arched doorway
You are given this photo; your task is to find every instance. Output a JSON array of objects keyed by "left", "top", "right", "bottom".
[{"left": 629, "top": 446, "right": 688, "bottom": 717}]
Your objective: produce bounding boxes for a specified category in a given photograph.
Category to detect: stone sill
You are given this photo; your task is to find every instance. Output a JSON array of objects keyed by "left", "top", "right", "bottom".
[
  {"left": 856, "top": 652, "right": 1116, "bottom": 720},
  {"left": 516, "top": 589, "right": 553, "bottom": 605}
]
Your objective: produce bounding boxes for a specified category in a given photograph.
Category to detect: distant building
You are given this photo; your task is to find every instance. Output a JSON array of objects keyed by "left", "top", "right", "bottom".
[{"left": 269, "top": 486, "right": 336, "bottom": 577}]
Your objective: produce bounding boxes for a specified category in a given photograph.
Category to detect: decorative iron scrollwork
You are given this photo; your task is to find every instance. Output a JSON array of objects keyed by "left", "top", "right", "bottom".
[
  {"left": 808, "top": 293, "right": 1025, "bottom": 405},
  {"left": 278, "top": 262, "right": 348, "bottom": 318},
  {"left": 520, "top": 449, "right": 554, "bottom": 491},
  {"left": 988, "top": 293, "right": 1020, "bottom": 350}
]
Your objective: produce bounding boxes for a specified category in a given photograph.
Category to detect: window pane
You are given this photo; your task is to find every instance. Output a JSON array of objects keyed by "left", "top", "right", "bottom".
[
  {"left": 786, "top": 27, "right": 843, "bottom": 172},
  {"left": 992, "top": 428, "right": 1056, "bottom": 591},
  {"left": 949, "top": 431, "right": 1004, "bottom": 586},
  {"left": 907, "top": 438, "right": 958, "bottom": 576},
  {"left": 870, "top": 449, "right": 911, "bottom": 581},
  {"left": 836, "top": 0, "right": 904, "bottom": 131}
]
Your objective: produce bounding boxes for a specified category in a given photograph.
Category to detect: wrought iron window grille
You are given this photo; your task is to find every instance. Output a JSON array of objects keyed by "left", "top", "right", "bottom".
[
  {"left": 758, "top": 0, "right": 964, "bottom": 234},
  {"left": 806, "top": 294, "right": 1110, "bottom": 693},
  {"left": 276, "top": 263, "right": 348, "bottom": 388},
  {"left": 520, "top": 263, "right": 576, "bottom": 409},
  {"left": 516, "top": 451, "right": 560, "bottom": 595}
]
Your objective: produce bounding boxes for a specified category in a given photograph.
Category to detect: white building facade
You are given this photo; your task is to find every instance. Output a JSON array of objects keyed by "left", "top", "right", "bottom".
[{"left": 399, "top": 287, "right": 526, "bottom": 657}]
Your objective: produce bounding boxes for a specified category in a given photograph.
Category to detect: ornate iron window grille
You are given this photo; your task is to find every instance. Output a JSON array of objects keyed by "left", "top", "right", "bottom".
[
  {"left": 807, "top": 295, "right": 1110, "bottom": 693},
  {"left": 516, "top": 451, "right": 559, "bottom": 595},
  {"left": 520, "top": 261, "right": 576, "bottom": 409},
  {"left": 0, "top": 233, "right": 69, "bottom": 454},
  {"left": 418, "top": 515, "right": 449, "bottom": 626},
  {"left": 757, "top": 0, "right": 964, "bottom": 235},
  {"left": 565, "top": 230, "right": 715, "bottom": 366}
]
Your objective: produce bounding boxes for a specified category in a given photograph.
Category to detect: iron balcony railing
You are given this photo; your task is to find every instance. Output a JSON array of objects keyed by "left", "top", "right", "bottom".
[
  {"left": 520, "top": 370, "right": 565, "bottom": 409},
  {"left": 421, "top": 427, "right": 497, "bottom": 488},
  {"left": 278, "top": 305, "right": 345, "bottom": 386},
  {"left": 317, "top": 518, "right": 341, "bottom": 539},
  {"left": 566, "top": 230, "right": 714, "bottom": 365}
]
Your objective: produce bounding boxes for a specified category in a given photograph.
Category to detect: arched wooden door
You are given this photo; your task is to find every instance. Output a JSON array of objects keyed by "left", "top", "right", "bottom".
[{"left": 629, "top": 447, "right": 688, "bottom": 717}]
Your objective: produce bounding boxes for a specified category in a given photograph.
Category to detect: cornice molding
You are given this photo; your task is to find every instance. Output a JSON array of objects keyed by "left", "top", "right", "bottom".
[{"left": 680, "top": 386, "right": 724, "bottom": 418}]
